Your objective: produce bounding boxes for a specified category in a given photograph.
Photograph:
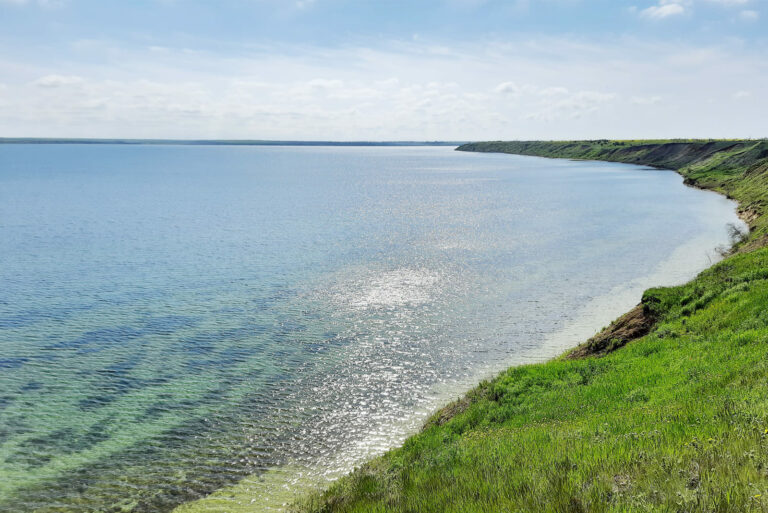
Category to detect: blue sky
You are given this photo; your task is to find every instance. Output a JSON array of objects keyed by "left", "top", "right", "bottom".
[{"left": 0, "top": 0, "right": 765, "bottom": 140}]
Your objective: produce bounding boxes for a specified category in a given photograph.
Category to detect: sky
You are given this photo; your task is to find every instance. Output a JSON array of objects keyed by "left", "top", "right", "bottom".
[{"left": 0, "top": 0, "right": 766, "bottom": 140}]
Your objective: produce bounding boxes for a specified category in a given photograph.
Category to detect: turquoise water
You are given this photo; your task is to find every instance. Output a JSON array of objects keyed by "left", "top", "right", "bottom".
[{"left": 0, "top": 145, "right": 743, "bottom": 512}]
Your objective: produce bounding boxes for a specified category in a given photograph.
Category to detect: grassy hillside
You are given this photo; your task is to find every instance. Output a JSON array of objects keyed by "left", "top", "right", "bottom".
[{"left": 294, "top": 140, "right": 768, "bottom": 513}]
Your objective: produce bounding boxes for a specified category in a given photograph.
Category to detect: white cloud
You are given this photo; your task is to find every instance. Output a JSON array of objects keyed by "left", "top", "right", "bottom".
[
  {"left": 494, "top": 81, "right": 520, "bottom": 95},
  {"left": 537, "top": 86, "right": 570, "bottom": 97},
  {"left": 640, "top": 1, "right": 687, "bottom": 19},
  {"left": 1, "top": 37, "right": 767, "bottom": 140},
  {"left": 636, "top": 0, "right": 753, "bottom": 20},
  {"left": 525, "top": 90, "right": 617, "bottom": 121},
  {"left": 631, "top": 95, "right": 663, "bottom": 105},
  {"left": 33, "top": 74, "right": 84, "bottom": 87},
  {"left": 733, "top": 90, "right": 751, "bottom": 99},
  {"left": 494, "top": 81, "right": 617, "bottom": 120},
  {"left": 305, "top": 78, "right": 344, "bottom": 89},
  {"left": 705, "top": 0, "right": 750, "bottom": 5},
  {"left": 739, "top": 9, "right": 759, "bottom": 20}
]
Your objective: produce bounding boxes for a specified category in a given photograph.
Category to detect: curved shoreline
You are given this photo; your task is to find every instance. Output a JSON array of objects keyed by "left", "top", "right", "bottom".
[
  {"left": 404, "top": 145, "right": 755, "bottom": 435},
  {"left": 175, "top": 212, "right": 742, "bottom": 513},
  {"left": 180, "top": 143, "right": 752, "bottom": 512},
  {"left": 293, "top": 139, "right": 768, "bottom": 513},
  {"left": 157, "top": 148, "right": 744, "bottom": 513}
]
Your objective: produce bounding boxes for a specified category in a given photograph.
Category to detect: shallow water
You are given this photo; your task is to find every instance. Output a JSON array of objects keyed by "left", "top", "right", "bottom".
[{"left": 0, "top": 145, "right": 744, "bottom": 512}]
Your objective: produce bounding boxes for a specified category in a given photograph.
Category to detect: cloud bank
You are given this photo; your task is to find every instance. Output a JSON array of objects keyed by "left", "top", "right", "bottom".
[{"left": 0, "top": 0, "right": 765, "bottom": 140}]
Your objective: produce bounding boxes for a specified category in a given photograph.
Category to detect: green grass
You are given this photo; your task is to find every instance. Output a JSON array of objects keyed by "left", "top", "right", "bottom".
[{"left": 293, "top": 140, "right": 768, "bottom": 513}]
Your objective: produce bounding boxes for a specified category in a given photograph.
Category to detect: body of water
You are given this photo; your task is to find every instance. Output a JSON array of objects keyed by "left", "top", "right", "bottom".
[{"left": 0, "top": 145, "right": 744, "bottom": 512}]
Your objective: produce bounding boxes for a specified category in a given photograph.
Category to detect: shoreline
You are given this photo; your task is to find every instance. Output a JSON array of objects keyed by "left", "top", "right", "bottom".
[
  {"left": 295, "top": 139, "right": 768, "bottom": 512},
  {"left": 407, "top": 149, "right": 751, "bottom": 439},
  {"left": 177, "top": 145, "right": 748, "bottom": 513},
  {"left": 174, "top": 213, "right": 740, "bottom": 513},
  {"left": 160, "top": 149, "right": 745, "bottom": 513}
]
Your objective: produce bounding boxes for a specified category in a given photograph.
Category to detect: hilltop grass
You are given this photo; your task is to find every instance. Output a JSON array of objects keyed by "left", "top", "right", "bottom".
[{"left": 293, "top": 140, "right": 768, "bottom": 513}]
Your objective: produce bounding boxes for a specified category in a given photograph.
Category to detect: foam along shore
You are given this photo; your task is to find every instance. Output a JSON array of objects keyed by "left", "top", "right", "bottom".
[{"left": 293, "top": 139, "right": 768, "bottom": 513}]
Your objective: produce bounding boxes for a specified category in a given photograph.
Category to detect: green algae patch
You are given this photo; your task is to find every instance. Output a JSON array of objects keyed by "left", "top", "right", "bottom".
[{"left": 173, "top": 464, "right": 322, "bottom": 513}]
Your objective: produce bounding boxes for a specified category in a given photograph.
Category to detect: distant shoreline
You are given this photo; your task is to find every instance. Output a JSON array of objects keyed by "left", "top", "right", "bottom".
[{"left": 0, "top": 138, "right": 464, "bottom": 147}]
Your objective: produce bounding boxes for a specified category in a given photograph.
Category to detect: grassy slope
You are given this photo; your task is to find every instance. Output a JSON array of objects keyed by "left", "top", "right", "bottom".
[{"left": 294, "top": 140, "right": 768, "bottom": 513}]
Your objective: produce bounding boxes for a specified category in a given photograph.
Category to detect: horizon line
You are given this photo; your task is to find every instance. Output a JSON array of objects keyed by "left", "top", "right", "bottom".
[{"left": 0, "top": 137, "right": 468, "bottom": 147}]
